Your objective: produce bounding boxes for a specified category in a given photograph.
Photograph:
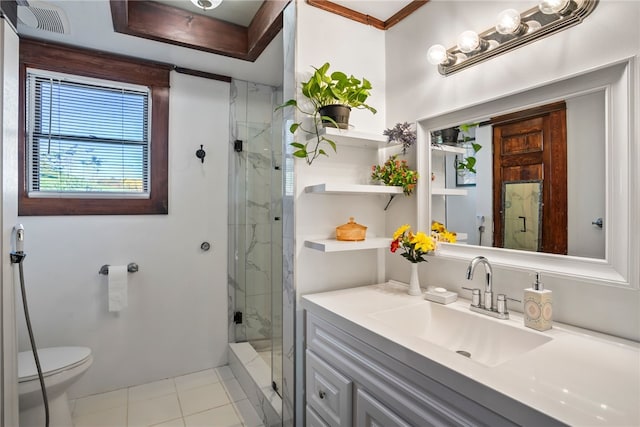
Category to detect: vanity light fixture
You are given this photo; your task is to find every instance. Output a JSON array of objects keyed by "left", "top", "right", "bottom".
[
  {"left": 538, "top": 0, "right": 576, "bottom": 15},
  {"left": 190, "top": 0, "right": 222, "bottom": 11},
  {"left": 428, "top": 0, "right": 598, "bottom": 76}
]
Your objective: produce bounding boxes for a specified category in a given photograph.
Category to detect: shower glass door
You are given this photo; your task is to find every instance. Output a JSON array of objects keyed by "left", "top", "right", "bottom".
[{"left": 228, "top": 80, "right": 283, "bottom": 397}]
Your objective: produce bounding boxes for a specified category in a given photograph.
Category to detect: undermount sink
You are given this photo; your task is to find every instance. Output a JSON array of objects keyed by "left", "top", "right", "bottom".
[{"left": 369, "top": 302, "right": 552, "bottom": 367}]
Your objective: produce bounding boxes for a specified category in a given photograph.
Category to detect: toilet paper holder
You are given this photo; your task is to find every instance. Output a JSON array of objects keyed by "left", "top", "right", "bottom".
[{"left": 99, "top": 263, "right": 139, "bottom": 275}]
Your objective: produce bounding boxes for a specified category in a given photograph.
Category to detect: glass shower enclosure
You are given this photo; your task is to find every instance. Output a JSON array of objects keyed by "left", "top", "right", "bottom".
[{"left": 227, "top": 79, "right": 283, "bottom": 396}]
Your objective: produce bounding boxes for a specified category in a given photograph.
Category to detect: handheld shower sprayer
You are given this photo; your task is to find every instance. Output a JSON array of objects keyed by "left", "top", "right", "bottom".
[
  {"left": 11, "top": 224, "right": 26, "bottom": 264},
  {"left": 10, "top": 223, "right": 50, "bottom": 426}
]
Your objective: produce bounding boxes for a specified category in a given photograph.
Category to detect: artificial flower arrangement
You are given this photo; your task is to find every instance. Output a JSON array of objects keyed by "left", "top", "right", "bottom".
[
  {"left": 391, "top": 222, "right": 456, "bottom": 295},
  {"left": 431, "top": 221, "right": 457, "bottom": 243},
  {"left": 390, "top": 222, "right": 457, "bottom": 262},
  {"left": 384, "top": 122, "right": 416, "bottom": 155},
  {"left": 390, "top": 224, "right": 436, "bottom": 263},
  {"left": 371, "top": 155, "right": 419, "bottom": 196}
]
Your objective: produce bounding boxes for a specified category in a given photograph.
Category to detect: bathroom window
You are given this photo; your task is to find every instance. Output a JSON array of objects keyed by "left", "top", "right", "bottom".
[
  {"left": 18, "top": 39, "right": 170, "bottom": 215},
  {"left": 26, "top": 70, "right": 150, "bottom": 197}
]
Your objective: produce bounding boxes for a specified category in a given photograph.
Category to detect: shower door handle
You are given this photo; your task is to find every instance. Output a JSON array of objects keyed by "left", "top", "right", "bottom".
[{"left": 518, "top": 216, "right": 527, "bottom": 232}]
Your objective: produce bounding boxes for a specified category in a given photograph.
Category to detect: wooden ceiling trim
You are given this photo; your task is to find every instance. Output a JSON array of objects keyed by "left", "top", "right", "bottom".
[
  {"left": 247, "top": 0, "right": 288, "bottom": 61},
  {"left": 383, "top": 1, "right": 429, "bottom": 30},
  {"left": 306, "top": 0, "right": 385, "bottom": 30},
  {"left": 174, "top": 66, "right": 233, "bottom": 83},
  {"left": 20, "top": 38, "right": 172, "bottom": 87},
  {"left": 109, "top": 0, "right": 290, "bottom": 62},
  {"left": 306, "top": 0, "right": 428, "bottom": 30}
]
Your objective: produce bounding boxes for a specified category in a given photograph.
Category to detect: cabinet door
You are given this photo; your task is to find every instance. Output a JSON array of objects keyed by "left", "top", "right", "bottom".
[
  {"left": 355, "top": 389, "right": 411, "bottom": 427},
  {"left": 306, "top": 350, "right": 353, "bottom": 427},
  {"left": 307, "top": 405, "right": 330, "bottom": 427}
]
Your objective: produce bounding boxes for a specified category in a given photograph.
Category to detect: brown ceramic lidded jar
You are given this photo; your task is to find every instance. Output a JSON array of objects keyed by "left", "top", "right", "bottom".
[{"left": 336, "top": 217, "right": 367, "bottom": 241}]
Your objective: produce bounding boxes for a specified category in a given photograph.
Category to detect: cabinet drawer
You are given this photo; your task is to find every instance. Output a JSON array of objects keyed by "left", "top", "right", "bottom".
[
  {"left": 306, "top": 405, "right": 330, "bottom": 427},
  {"left": 355, "top": 388, "right": 411, "bottom": 427},
  {"left": 306, "top": 350, "right": 353, "bottom": 427}
]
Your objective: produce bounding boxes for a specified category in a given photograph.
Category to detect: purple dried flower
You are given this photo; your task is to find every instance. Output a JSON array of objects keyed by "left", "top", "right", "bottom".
[{"left": 383, "top": 122, "right": 417, "bottom": 155}]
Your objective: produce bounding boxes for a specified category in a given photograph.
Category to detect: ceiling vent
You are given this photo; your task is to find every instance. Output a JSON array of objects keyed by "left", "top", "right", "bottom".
[{"left": 17, "top": 1, "right": 69, "bottom": 34}]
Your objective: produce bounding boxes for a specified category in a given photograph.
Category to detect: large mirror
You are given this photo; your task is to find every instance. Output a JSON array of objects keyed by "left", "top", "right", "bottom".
[
  {"left": 430, "top": 89, "right": 605, "bottom": 259},
  {"left": 417, "top": 60, "right": 634, "bottom": 286}
]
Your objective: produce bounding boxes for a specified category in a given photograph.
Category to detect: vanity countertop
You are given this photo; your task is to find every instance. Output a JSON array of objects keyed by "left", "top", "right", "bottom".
[{"left": 301, "top": 282, "right": 640, "bottom": 427}]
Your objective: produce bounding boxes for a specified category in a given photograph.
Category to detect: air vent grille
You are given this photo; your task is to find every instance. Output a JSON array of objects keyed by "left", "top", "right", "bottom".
[
  {"left": 30, "top": 6, "right": 66, "bottom": 33},
  {"left": 18, "top": 1, "right": 69, "bottom": 35}
]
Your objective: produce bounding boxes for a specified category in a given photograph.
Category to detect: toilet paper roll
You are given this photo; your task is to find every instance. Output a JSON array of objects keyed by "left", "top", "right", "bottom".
[{"left": 108, "top": 265, "right": 128, "bottom": 312}]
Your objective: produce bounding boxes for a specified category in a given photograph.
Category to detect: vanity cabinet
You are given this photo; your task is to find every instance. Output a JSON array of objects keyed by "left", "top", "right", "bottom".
[{"left": 305, "top": 312, "right": 519, "bottom": 427}]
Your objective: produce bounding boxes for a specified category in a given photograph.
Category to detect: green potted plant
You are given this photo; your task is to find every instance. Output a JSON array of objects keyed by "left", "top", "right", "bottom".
[{"left": 277, "top": 63, "right": 377, "bottom": 165}]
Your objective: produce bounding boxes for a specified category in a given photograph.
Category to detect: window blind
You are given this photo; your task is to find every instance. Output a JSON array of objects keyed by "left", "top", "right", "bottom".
[{"left": 26, "top": 69, "right": 151, "bottom": 197}]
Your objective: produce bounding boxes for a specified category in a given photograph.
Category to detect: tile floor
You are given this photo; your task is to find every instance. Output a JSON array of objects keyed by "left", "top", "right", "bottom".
[{"left": 70, "top": 366, "right": 264, "bottom": 427}]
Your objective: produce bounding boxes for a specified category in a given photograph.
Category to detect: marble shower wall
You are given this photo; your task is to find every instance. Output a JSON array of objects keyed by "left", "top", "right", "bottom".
[
  {"left": 228, "top": 79, "right": 283, "bottom": 350},
  {"left": 281, "top": 3, "right": 296, "bottom": 426}
]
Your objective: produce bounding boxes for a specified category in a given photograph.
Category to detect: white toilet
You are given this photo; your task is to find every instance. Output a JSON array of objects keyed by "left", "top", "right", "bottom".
[{"left": 18, "top": 347, "right": 93, "bottom": 427}]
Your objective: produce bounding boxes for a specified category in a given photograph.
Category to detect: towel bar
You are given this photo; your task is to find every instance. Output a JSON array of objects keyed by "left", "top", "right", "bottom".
[{"left": 99, "top": 263, "right": 138, "bottom": 275}]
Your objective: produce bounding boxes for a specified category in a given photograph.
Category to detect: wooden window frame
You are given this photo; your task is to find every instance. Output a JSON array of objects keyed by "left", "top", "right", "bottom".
[{"left": 19, "top": 38, "right": 171, "bottom": 215}]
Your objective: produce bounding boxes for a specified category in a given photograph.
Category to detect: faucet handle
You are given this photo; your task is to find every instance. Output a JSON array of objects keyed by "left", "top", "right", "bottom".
[
  {"left": 462, "top": 287, "right": 481, "bottom": 307},
  {"left": 497, "top": 294, "right": 521, "bottom": 315}
]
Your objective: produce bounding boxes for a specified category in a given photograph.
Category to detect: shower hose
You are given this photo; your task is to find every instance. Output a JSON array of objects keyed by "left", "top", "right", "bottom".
[{"left": 12, "top": 253, "right": 49, "bottom": 427}]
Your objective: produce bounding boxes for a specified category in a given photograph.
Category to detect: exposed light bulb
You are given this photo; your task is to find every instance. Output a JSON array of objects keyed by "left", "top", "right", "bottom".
[
  {"left": 427, "top": 44, "right": 449, "bottom": 65},
  {"left": 457, "top": 30, "right": 480, "bottom": 54},
  {"left": 191, "top": 0, "right": 222, "bottom": 10},
  {"left": 495, "top": 9, "right": 522, "bottom": 35},
  {"left": 539, "top": 0, "right": 571, "bottom": 15}
]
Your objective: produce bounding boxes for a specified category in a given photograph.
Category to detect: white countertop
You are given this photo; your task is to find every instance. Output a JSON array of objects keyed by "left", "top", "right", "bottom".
[{"left": 301, "top": 282, "right": 640, "bottom": 427}]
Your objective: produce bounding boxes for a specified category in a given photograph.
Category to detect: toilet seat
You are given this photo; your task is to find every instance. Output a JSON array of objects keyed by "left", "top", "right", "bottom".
[{"left": 19, "top": 347, "right": 92, "bottom": 383}]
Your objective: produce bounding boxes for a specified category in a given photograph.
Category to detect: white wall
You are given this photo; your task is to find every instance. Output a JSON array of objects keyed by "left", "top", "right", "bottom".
[
  {"left": 293, "top": 1, "right": 388, "bottom": 298},
  {"left": 1, "top": 17, "right": 20, "bottom": 427},
  {"left": 292, "top": 2, "right": 388, "bottom": 424},
  {"left": 566, "top": 91, "right": 605, "bottom": 258},
  {"left": 385, "top": 1, "right": 640, "bottom": 340},
  {"left": 15, "top": 72, "right": 230, "bottom": 397},
  {"left": 386, "top": 1, "right": 640, "bottom": 124}
]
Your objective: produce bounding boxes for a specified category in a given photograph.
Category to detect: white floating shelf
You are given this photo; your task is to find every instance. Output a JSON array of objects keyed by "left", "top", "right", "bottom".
[
  {"left": 304, "top": 237, "right": 392, "bottom": 252},
  {"left": 305, "top": 128, "right": 395, "bottom": 149},
  {"left": 430, "top": 144, "right": 466, "bottom": 155},
  {"left": 305, "top": 183, "right": 404, "bottom": 195},
  {"left": 432, "top": 188, "right": 468, "bottom": 196}
]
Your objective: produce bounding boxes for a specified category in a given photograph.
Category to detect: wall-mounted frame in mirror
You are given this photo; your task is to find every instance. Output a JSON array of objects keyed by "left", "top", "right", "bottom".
[{"left": 416, "top": 59, "right": 637, "bottom": 287}]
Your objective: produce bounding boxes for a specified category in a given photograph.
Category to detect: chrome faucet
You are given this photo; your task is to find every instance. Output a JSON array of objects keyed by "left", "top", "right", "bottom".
[
  {"left": 463, "top": 256, "right": 516, "bottom": 320},
  {"left": 466, "top": 256, "right": 493, "bottom": 310}
]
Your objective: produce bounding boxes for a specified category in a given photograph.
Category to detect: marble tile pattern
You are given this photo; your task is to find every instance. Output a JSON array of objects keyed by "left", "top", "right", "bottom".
[
  {"left": 229, "top": 343, "right": 281, "bottom": 427},
  {"left": 71, "top": 366, "right": 263, "bottom": 427},
  {"left": 228, "top": 79, "right": 283, "bottom": 347},
  {"left": 228, "top": 78, "right": 285, "bottom": 425},
  {"left": 281, "top": 3, "right": 297, "bottom": 426}
]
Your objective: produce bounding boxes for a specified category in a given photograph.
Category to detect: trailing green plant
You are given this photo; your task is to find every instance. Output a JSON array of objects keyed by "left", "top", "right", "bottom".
[
  {"left": 456, "top": 141, "right": 482, "bottom": 174},
  {"left": 371, "top": 155, "right": 419, "bottom": 196},
  {"left": 276, "top": 63, "right": 377, "bottom": 165},
  {"left": 456, "top": 123, "right": 482, "bottom": 174}
]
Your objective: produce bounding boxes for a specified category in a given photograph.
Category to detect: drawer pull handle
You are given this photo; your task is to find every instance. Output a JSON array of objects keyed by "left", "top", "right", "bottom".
[{"left": 318, "top": 390, "right": 326, "bottom": 399}]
